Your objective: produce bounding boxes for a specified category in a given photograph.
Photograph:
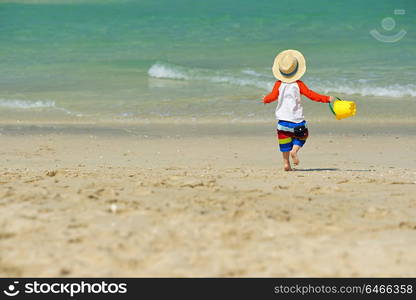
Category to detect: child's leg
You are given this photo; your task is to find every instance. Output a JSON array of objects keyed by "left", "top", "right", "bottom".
[
  {"left": 277, "top": 130, "right": 294, "bottom": 171},
  {"left": 282, "top": 151, "right": 292, "bottom": 171},
  {"left": 290, "top": 145, "right": 301, "bottom": 165},
  {"left": 290, "top": 135, "right": 308, "bottom": 166}
]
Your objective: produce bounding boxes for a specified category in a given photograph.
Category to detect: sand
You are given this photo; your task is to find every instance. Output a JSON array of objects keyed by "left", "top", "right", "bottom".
[{"left": 0, "top": 121, "right": 415, "bottom": 277}]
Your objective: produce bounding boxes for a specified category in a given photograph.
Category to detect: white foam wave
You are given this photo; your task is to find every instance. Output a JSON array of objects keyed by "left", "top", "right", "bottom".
[
  {"left": 209, "top": 75, "right": 272, "bottom": 89},
  {"left": 314, "top": 83, "right": 416, "bottom": 98},
  {"left": 0, "top": 99, "right": 81, "bottom": 116},
  {"left": 241, "top": 69, "right": 268, "bottom": 77},
  {"left": 148, "top": 62, "right": 416, "bottom": 98},
  {"left": 148, "top": 62, "right": 272, "bottom": 90},
  {"left": 0, "top": 99, "right": 56, "bottom": 109},
  {"left": 148, "top": 63, "right": 190, "bottom": 80}
]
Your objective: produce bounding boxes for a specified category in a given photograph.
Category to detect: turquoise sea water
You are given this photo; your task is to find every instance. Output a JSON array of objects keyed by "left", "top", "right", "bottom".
[{"left": 0, "top": 0, "right": 415, "bottom": 121}]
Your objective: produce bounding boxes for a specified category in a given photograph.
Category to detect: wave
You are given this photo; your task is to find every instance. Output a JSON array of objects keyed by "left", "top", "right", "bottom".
[
  {"left": 148, "top": 62, "right": 416, "bottom": 98},
  {"left": 148, "top": 62, "right": 273, "bottom": 90},
  {"left": 0, "top": 99, "right": 80, "bottom": 116},
  {"left": 0, "top": 99, "right": 56, "bottom": 109},
  {"left": 308, "top": 80, "right": 416, "bottom": 98},
  {"left": 148, "top": 63, "right": 190, "bottom": 80}
]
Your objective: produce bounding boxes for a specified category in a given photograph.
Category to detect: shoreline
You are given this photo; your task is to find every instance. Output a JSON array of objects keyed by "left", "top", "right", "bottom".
[
  {"left": 0, "top": 94, "right": 415, "bottom": 124},
  {"left": 0, "top": 118, "right": 415, "bottom": 138}
]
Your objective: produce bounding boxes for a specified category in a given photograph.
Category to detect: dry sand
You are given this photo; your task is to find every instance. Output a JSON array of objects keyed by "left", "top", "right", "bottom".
[{"left": 0, "top": 122, "right": 415, "bottom": 277}]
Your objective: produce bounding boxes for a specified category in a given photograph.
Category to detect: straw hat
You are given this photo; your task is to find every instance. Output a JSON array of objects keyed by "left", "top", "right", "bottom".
[{"left": 272, "top": 49, "right": 306, "bottom": 83}]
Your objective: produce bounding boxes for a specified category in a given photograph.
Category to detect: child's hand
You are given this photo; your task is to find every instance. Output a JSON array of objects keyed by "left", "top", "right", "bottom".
[{"left": 329, "top": 96, "right": 334, "bottom": 102}]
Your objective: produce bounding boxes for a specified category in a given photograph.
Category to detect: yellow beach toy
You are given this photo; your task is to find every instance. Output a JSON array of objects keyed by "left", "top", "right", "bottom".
[{"left": 329, "top": 97, "right": 357, "bottom": 120}]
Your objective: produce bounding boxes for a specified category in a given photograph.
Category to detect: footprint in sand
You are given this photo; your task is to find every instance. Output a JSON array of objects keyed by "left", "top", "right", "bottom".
[
  {"left": 46, "top": 170, "right": 58, "bottom": 177},
  {"left": 398, "top": 222, "right": 416, "bottom": 230},
  {"left": 0, "top": 232, "right": 15, "bottom": 240}
]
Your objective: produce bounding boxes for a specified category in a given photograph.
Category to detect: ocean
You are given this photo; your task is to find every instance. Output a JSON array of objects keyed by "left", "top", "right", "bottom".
[{"left": 0, "top": 0, "right": 415, "bottom": 121}]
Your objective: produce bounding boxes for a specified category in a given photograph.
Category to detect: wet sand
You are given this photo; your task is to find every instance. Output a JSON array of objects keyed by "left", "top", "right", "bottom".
[{"left": 0, "top": 121, "right": 415, "bottom": 277}]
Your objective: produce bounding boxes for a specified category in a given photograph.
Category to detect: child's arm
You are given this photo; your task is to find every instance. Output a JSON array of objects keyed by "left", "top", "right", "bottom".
[
  {"left": 297, "top": 81, "right": 331, "bottom": 103},
  {"left": 263, "top": 81, "right": 282, "bottom": 103}
]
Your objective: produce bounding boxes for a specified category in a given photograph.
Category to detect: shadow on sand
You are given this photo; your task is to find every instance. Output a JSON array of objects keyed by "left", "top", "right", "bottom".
[{"left": 294, "top": 168, "right": 374, "bottom": 172}]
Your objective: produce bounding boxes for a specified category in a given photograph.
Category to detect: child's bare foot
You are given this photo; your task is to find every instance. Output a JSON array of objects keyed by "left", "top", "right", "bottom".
[
  {"left": 290, "top": 151, "right": 299, "bottom": 165},
  {"left": 284, "top": 164, "right": 292, "bottom": 171},
  {"left": 282, "top": 152, "right": 292, "bottom": 171}
]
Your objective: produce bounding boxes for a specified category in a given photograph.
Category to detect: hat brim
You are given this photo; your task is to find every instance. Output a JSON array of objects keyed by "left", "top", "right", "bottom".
[{"left": 272, "top": 49, "right": 306, "bottom": 83}]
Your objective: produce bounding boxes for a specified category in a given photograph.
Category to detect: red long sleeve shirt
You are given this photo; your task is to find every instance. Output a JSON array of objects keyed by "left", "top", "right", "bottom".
[{"left": 263, "top": 80, "right": 330, "bottom": 103}]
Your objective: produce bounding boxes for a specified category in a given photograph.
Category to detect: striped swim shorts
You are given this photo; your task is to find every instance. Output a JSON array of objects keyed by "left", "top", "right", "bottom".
[{"left": 277, "top": 120, "right": 309, "bottom": 152}]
